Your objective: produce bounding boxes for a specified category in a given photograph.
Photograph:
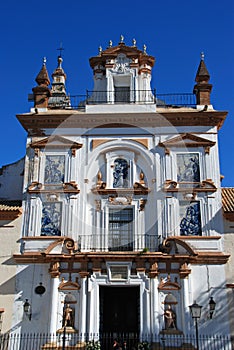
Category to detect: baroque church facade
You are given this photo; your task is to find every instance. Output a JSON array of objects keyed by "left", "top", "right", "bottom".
[{"left": 0, "top": 37, "right": 233, "bottom": 348}]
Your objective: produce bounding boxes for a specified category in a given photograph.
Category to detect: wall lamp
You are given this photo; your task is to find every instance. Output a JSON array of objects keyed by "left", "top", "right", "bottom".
[
  {"left": 209, "top": 297, "right": 216, "bottom": 319},
  {"left": 23, "top": 299, "right": 32, "bottom": 320}
]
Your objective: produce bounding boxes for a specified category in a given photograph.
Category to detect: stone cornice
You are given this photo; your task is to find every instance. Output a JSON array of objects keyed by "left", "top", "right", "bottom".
[
  {"left": 27, "top": 181, "right": 80, "bottom": 194},
  {"left": 13, "top": 249, "right": 229, "bottom": 267},
  {"left": 17, "top": 110, "right": 228, "bottom": 134},
  {"left": 163, "top": 179, "right": 217, "bottom": 193}
]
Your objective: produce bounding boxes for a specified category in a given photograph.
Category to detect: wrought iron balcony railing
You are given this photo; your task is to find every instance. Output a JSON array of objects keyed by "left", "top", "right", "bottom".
[
  {"left": 29, "top": 90, "right": 196, "bottom": 110},
  {"left": 68, "top": 91, "right": 196, "bottom": 109},
  {"left": 76, "top": 233, "right": 159, "bottom": 252}
]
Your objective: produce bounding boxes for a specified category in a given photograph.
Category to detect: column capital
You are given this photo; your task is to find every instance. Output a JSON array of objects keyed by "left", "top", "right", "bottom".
[
  {"left": 79, "top": 271, "right": 89, "bottom": 278},
  {"left": 49, "top": 261, "right": 60, "bottom": 278}
]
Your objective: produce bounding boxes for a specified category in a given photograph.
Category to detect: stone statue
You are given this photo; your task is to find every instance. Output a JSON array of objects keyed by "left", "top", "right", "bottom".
[
  {"left": 164, "top": 305, "right": 176, "bottom": 330},
  {"left": 63, "top": 304, "right": 73, "bottom": 327}
]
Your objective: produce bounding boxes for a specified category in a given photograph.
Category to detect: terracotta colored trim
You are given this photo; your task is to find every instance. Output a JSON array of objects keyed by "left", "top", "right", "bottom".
[
  {"left": 91, "top": 187, "right": 150, "bottom": 195},
  {"left": 92, "top": 139, "right": 114, "bottom": 149},
  {"left": 13, "top": 249, "right": 229, "bottom": 266},
  {"left": 223, "top": 212, "right": 234, "bottom": 221},
  {"left": 30, "top": 135, "right": 82, "bottom": 149},
  {"left": 0, "top": 209, "right": 22, "bottom": 220},
  {"left": 129, "top": 138, "right": 148, "bottom": 148},
  {"left": 174, "top": 235, "right": 221, "bottom": 240}
]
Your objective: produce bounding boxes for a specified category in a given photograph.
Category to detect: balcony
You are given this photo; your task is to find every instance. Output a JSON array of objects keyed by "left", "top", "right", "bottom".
[
  {"left": 20, "top": 233, "right": 159, "bottom": 255},
  {"left": 42, "top": 91, "right": 196, "bottom": 110},
  {"left": 76, "top": 233, "right": 158, "bottom": 252}
]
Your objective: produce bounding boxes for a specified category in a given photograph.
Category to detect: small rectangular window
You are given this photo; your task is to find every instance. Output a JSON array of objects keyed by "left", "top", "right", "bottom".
[{"left": 110, "top": 266, "right": 128, "bottom": 280}]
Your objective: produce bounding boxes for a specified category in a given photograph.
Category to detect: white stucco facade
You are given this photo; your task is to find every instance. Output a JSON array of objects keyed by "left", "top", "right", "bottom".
[{"left": 0, "top": 38, "right": 233, "bottom": 349}]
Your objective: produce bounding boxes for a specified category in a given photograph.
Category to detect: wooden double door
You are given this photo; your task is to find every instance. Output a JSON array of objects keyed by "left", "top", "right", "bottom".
[{"left": 99, "top": 286, "right": 140, "bottom": 334}]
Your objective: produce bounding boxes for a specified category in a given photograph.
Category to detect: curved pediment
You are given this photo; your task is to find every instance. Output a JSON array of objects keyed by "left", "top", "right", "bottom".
[
  {"left": 43, "top": 237, "right": 76, "bottom": 255},
  {"left": 159, "top": 237, "right": 197, "bottom": 256},
  {"left": 89, "top": 42, "right": 155, "bottom": 69},
  {"left": 59, "top": 278, "right": 80, "bottom": 291}
]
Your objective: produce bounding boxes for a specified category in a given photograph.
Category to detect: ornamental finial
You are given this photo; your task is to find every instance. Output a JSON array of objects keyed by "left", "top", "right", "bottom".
[
  {"left": 201, "top": 52, "right": 205, "bottom": 60},
  {"left": 143, "top": 44, "right": 147, "bottom": 54},
  {"left": 98, "top": 46, "right": 102, "bottom": 56},
  {"left": 43, "top": 57, "right": 47, "bottom": 65},
  {"left": 109, "top": 40, "right": 113, "bottom": 48},
  {"left": 120, "top": 35, "right": 124, "bottom": 43},
  {"left": 132, "top": 38, "right": 136, "bottom": 47}
]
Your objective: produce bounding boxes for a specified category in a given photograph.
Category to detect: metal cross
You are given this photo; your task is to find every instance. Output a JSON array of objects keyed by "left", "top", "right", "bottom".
[{"left": 57, "top": 42, "right": 64, "bottom": 57}]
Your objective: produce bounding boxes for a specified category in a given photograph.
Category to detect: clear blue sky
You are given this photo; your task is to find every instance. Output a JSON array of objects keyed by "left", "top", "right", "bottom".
[{"left": 1, "top": 0, "right": 234, "bottom": 186}]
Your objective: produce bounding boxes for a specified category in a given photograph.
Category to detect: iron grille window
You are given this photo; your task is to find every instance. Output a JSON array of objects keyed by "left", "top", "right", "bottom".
[
  {"left": 109, "top": 208, "right": 133, "bottom": 251},
  {"left": 114, "top": 87, "right": 130, "bottom": 103}
]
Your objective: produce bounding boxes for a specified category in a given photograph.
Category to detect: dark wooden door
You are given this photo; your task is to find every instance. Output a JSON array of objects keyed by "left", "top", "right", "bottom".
[{"left": 99, "top": 286, "right": 139, "bottom": 333}]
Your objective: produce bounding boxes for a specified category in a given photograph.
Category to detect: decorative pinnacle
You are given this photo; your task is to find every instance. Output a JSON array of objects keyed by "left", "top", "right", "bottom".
[
  {"left": 109, "top": 40, "right": 113, "bottom": 48},
  {"left": 43, "top": 57, "right": 47, "bottom": 65},
  {"left": 143, "top": 44, "right": 147, "bottom": 54},
  {"left": 200, "top": 52, "right": 205, "bottom": 60},
  {"left": 132, "top": 38, "right": 136, "bottom": 47},
  {"left": 98, "top": 46, "right": 102, "bottom": 56},
  {"left": 57, "top": 56, "right": 63, "bottom": 68},
  {"left": 120, "top": 35, "right": 124, "bottom": 43}
]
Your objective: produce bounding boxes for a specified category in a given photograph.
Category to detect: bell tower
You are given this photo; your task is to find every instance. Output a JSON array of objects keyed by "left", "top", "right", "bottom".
[{"left": 88, "top": 35, "right": 155, "bottom": 108}]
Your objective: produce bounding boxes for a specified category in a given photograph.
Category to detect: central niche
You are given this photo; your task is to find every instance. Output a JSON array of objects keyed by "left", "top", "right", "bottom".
[
  {"left": 106, "top": 150, "right": 134, "bottom": 189},
  {"left": 113, "top": 158, "right": 129, "bottom": 188}
]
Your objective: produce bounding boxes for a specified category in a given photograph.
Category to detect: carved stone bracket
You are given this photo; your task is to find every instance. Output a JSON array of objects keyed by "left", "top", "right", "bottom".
[
  {"left": 148, "top": 262, "right": 158, "bottom": 278},
  {"left": 27, "top": 181, "right": 80, "bottom": 194},
  {"left": 139, "top": 198, "right": 147, "bottom": 211},
  {"left": 163, "top": 179, "right": 217, "bottom": 193},
  {"left": 92, "top": 170, "right": 150, "bottom": 195},
  {"left": 179, "top": 262, "right": 191, "bottom": 279},
  {"left": 64, "top": 238, "right": 75, "bottom": 254},
  {"left": 49, "top": 261, "right": 60, "bottom": 278},
  {"left": 108, "top": 195, "right": 132, "bottom": 205}
]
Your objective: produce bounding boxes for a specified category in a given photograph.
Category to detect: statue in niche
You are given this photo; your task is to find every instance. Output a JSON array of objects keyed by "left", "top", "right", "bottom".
[
  {"left": 63, "top": 304, "right": 74, "bottom": 328},
  {"left": 113, "top": 158, "right": 128, "bottom": 188},
  {"left": 164, "top": 305, "right": 177, "bottom": 330}
]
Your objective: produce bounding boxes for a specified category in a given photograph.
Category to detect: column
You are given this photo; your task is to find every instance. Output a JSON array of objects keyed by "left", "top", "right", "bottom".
[
  {"left": 181, "top": 275, "right": 190, "bottom": 333},
  {"left": 150, "top": 276, "right": 160, "bottom": 334},
  {"left": 79, "top": 273, "right": 89, "bottom": 340},
  {"left": 48, "top": 262, "right": 60, "bottom": 335}
]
